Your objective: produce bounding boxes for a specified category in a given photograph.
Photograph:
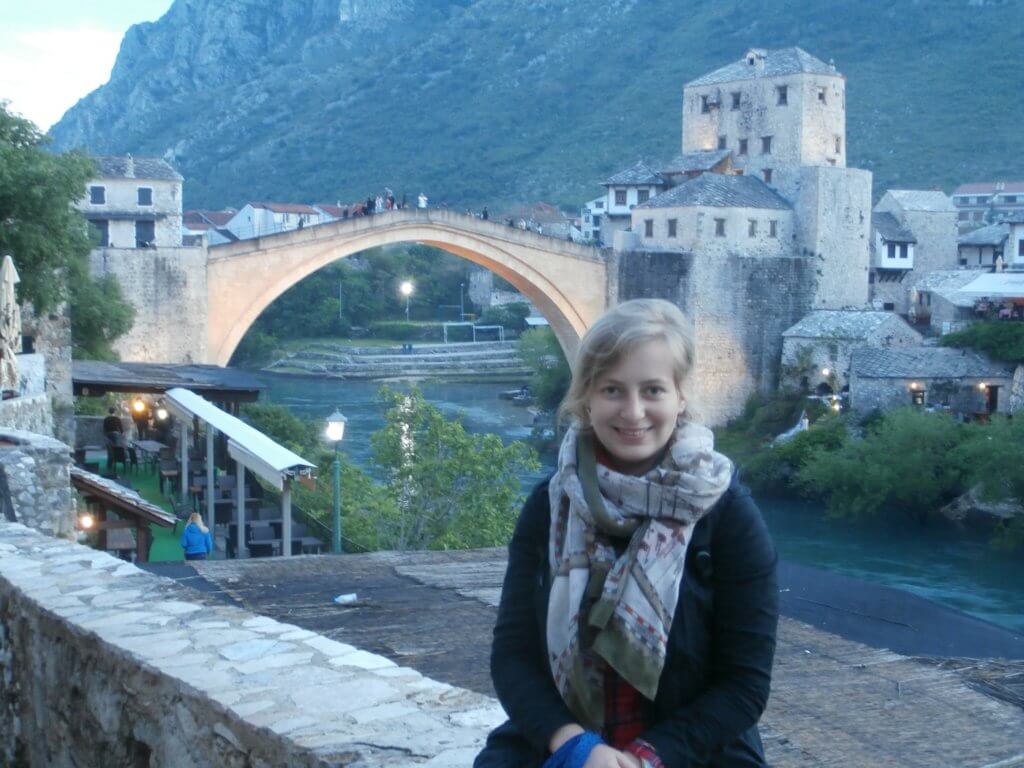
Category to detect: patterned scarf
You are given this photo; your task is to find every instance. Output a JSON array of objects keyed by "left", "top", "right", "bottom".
[{"left": 546, "top": 423, "right": 734, "bottom": 729}]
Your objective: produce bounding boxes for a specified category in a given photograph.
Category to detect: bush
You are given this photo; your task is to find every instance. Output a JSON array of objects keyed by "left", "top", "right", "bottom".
[
  {"left": 478, "top": 302, "right": 531, "bottom": 332},
  {"left": 940, "top": 321, "right": 1024, "bottom": 363},
  {"left": 517, "top": 328, "right": 570, "bottom": 412},
  {"left": 743, "top": 418, "right": 847, "bottom": 496},
  {"left": 367, "top": 321, "right": 445, "bottom": 341}
]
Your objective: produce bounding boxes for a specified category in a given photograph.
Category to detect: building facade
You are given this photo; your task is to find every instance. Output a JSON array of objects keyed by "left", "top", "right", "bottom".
[{"left": 952, "top": 181, "right": 1024, "bottom": 232}]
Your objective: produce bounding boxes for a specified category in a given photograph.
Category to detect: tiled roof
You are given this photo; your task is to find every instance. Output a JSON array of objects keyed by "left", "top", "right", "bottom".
[
  {"left": 637, "top": 173, "right": 791, "bottom": 211},
  {"left": 315, "top": 203, "right": 348, "bottom": 217},
  {"left": 851, "top": 346, "right": 1013, "bottom": 380},
  {"left": 913, "top": 269, "right": 988, "bottom": 299},
  {"left": 958, "top": 223, "right": 1009, "bottom": 247},
  {"left": 249, "top": 202, "right": 321, "bottom": 215},
  {"left": 95, "top": 155, "right": 182, "bottom": 182},
  {"left": 954, "top": 181, "right": 1024, "bottom": 195},
  {"left": 872, "top": 212, "right": 917, "bottom": 243},
  {"left": 183, "top": 209, "right": 236, "bottom": 230},
  {"left": 603, "top": 161, "right": 667, "bottom": 187},
  {"left": 782, "top": 310, "right": 915, "bottom": 340},
  {"left": 686, "top": 47, "right": 837, "bottom": 87},
  {"left": 884, "top": 190, "right": 956, "bottom": 213},
  {"left": 69, "top": 467, "right": 177, "bottom": 527},
  {"left": 661, "top": 150, "right": 731, "bottom": 174}
]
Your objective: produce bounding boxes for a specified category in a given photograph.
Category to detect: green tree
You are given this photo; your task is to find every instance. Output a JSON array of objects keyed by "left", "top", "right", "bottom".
[
  {"left": 797, "top": 408, "right": 965, "bottom": 522},
  {"left": 742, "top": 417, "right": 847, "bottom": 497},
  {"left": 939, "top": 321, "right": 1024, "bottom": 363},
  {"left": 370, "top": 386, "right": 539, "bottom": 549},
  {"left": 0, "top": 102, "right": 135, "bottom": 357},
  {"left": 517, "top": 327, "right": 570, "bottom": 411}
]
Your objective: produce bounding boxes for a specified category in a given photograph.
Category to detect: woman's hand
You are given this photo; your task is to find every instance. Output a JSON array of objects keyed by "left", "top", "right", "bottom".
[
  {"left": 548, "top": 723, "right": 585, "bottom": 753},
  {"left": 582, "top": 745, "right": 641, "bottom": 767}
]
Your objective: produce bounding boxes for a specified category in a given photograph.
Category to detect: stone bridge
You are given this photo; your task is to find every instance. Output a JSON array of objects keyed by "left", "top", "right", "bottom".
[{"left": 206, "top": 209, "right": 609, "bottom": 366}]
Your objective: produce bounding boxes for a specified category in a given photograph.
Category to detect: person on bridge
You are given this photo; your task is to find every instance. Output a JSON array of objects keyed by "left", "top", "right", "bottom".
[
  {"left": 476, "top": 299, "right": 778, "bottom": 768},
  {"left": 418, "top": 192, "right": 429, "bottom": 209}
]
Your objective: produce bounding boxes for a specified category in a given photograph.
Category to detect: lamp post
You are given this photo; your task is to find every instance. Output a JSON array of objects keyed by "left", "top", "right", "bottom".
[
  {"left": 325, "top": 409, "right": 347, "bottom": 554},
  {"left": 400, "top": 280, "right": 414, "bottom": 322},
  {"left": 459, "top": 282, "right": 465, "bottom": 321}
]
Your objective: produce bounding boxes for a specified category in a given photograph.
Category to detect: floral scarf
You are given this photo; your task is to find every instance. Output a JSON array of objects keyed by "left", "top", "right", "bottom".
[{"left": 546, "top": 423, "right": 734, "bottom": 729}]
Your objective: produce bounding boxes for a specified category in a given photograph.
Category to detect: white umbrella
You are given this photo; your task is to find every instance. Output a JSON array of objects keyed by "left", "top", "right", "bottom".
[{"left": 0, "top": 255, "right": 22, "bottom": 393}]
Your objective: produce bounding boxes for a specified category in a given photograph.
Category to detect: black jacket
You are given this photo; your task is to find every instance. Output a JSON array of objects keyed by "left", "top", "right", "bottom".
[{"left": 476, "top": 474, "right": 779, "bottom": 768}]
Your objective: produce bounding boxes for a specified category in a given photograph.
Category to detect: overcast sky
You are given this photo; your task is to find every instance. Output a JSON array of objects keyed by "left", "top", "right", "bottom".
[{"left": 0, "top": 0, "right": 174, "bottom": 131}]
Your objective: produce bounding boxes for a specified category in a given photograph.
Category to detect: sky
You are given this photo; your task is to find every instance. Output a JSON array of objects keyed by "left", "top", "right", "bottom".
[{"left": 0, "top": 0, "right": 174, "bottom": 131}]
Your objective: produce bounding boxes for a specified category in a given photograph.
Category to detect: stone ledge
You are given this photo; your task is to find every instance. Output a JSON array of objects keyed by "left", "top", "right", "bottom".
[{"left": 0, "top": 521, "right": 504, "bottom": 767}]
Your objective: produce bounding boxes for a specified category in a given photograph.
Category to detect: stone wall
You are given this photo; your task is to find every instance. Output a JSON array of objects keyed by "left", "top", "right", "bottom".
[
  {"left": 0, "top": 429, "right": 74, "bottom": 539},
  {"left": 848, "top": 375, "right": 1013, "bottom": 416},
  {"left": 19, "top": 302, "right": 74, "bottom": 444},
  {"left": 631, "top": 204, "right": 794, "bottom": 256},
  {"left": 0, "top": 521, "right": 502, "bottom": 768},
  {"left": 89, "top": 245, "right": 209, "bottom": 363},
  {"left": 1010, "top": 364, "right": 1023, "bottom": 414},
  {"left": 0, "top": 395, "right": 53, "bottom": 436},
  {"left": 617, "top": 249, "right": 815, "bottom": 424}
]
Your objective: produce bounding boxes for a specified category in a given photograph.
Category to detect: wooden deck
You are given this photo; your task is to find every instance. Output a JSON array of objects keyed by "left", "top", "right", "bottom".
[{"left": 170, "top": 550, "right": 1024, "bottom": 768}]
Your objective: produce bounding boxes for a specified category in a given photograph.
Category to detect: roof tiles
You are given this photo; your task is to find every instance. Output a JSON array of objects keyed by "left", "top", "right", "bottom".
[
  {"left": 686, "top": 47, "right": 837, "bottom": 87},
  {"left": 637, "top": 173, "right": 791, "bottom": 211},
  {"left": 851, "top": 346, "right": 1013, "bottom": 379}
]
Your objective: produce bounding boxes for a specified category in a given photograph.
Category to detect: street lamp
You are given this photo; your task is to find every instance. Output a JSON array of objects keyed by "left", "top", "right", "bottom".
[
  {"left": 460, "top": 282, "right": 465, "bottom": 321},
  {"left": 325, "top": 409, "right": 347, "bottom": 554},
  {"left": 400, "top": 280, "right": 414, "bottom": 321}
]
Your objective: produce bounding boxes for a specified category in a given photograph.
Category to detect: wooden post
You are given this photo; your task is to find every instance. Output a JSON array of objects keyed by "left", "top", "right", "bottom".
[
  {"left": 136, "top": 523, "right": 150, "bottom": 564},
  {"left": 179, "top": 421, "right": 189, "bottom": 505},
  {"left": 236, "top": 459, "right": 246, "bottom": 559},
  {"left": 206, "top": 425, "right": 216, "bottom": 556},
  {"left": 281, "top": 479, "right": 292, "bottom": 557}
]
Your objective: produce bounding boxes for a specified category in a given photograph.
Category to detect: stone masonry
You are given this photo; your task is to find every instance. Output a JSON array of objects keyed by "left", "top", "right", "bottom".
[
  {"left": 0, "top": 429, "right": 75, "bottom": 539},
  {"left": 0, "top": 521, "right": 504, "bottom": 768}
]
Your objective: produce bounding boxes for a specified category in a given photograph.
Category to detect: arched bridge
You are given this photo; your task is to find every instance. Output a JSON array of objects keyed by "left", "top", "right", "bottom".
[{"left": 206, "top": 209, "right": 610, "bottom": 366}]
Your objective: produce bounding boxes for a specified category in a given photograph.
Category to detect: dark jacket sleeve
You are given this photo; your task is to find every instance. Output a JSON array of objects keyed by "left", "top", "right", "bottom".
[
  {"left": 490, "top": 479, "right": 578, "bottom": 753},
  {"left": 641, "top": 479, "right": 780, "bottom": 767}
]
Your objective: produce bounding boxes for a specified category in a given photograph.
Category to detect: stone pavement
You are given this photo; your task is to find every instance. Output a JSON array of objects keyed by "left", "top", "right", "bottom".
[
  {"left": 184, "top": 549, "right": 1024, "bottom": 768},
  {"left": 0, "top": 522, "right": 504, "bottom": 767}
]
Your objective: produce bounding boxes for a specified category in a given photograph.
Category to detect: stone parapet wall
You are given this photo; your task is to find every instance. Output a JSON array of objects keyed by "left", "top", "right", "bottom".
[
  {"left": 0, "top": 395, "right": 54, "bottom": 437},
  {"left": 19, "top": 302, "right": 74, "bottom": 445},
  {"left": 0, "top": 429, "right": 74, "bottom": 538},
  {"left": 0, "top": 521, "right": 503, "bottom": 767}
]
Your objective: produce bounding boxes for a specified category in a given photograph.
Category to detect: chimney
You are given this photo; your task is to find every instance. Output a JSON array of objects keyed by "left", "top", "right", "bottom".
[
  {"left": 125, "top": 153, "right": 135, "bottom": 179},
  {"left": 745, "top": 48, "right": 767, "bottom": 70}
]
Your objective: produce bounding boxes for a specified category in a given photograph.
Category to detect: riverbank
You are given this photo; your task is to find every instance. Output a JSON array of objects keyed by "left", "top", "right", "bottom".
[{"left": 264, "top": 340, "right": 532, "bottom": 382}]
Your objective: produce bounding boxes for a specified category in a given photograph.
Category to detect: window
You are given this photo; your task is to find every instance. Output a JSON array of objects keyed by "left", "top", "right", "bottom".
[
  {"left": 731, "top": 91, "right": 741, "bottom": 110},
  {"left": 668, "top": 218, "right": 677, "bottom": 238},
  {"left": 899, "top": 244, "right": 908, "bottom": 259},
  {"left": 89, "top": 219, "right": 109, "bottom": 247},
  {"left": 769, "top": 220, "right": 778, "bottom": 238},
  {"left": 135, "top": 220, "right": 156, "bottom": 248},
  {"left": 137, "top": 187, "right": 153, "bottom": 206},
  {"left": 958, "top": 211, "right": 970, "bottom": 221},
  {"left": 827, "top": 158, "right": 836, "bottom": 166},
  {"left": 637, "top": 189, "right": 650, "bottom": 204},
  {"left": 817, "top": 86, "right": 827, "bottom": 103},
  {"left": 887, "top": 242, "right": 896, "bottom": 259},
  {"left": 976, "top": 196, "right": 988, "bottom": 204},
  {"left": 761, "top": 136, "right": 772, "bottom": 154},
  {"left": 595, "top": 201, "right": 604, "bottom": 209},
  {"left": 776, "top": 85, "right": 788, "bottom": 105},
  {"left": 911, "top": 389, "right": 925, "bottom": 406},
  {"left": 1019, "top": 239, "right": 1024, "bottom": 258},
  {"left": 644, "top": 219, "right": 654, "bottom": 238},
  {"left": 717, "top": 135, "right": 727, "bottom": 150},
  {"left": 973, "top": 211, "right": 983, "bottom": 220},
  {"left": 835, "top": 136, "right": 842, "bottom": 154},
  {"left": 585, "top": 215, "right": 591, "bottom": 224},
  {"left": 701, "top": 95, "right": 711, "bottom": 113},
  {"left": 714, "top": 218, "right": 726, "bottom": 237},
  {"left": 762, "top": 168, "right": 773, "bottom": 184},
  {"left": 89, "top": 185, "right": 105, "bottom": 204},
  {"left": 748, "top": 219, "right": 758, "bottom": 237},
  {"left": 738, "top": 138, "right": 748, "bottom": 155},
  {"left": 592, "top": 215, "right": 601, "bottom": 228},
  {"left": 1005, "top": 196, "right": 1018, "bottom": 203},
  {"left": 883, "top": 302, "right": 895, "bottom": 311},
  {"left": 615, "top": 189, "right": 627, "bottom": 206}
]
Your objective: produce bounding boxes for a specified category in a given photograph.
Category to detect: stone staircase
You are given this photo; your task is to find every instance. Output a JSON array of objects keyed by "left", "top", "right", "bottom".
[{"left": 266, "top": 340, "right": 532, "bottom": 380}]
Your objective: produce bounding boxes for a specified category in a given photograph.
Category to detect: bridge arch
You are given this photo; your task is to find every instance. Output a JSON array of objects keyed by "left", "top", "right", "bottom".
[{"left": 206, "top": 209, "right": 609, "bottom": 367}]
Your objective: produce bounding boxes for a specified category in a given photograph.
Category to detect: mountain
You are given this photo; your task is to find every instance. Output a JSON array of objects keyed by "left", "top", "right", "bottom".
[{"left": 49, "top": 0, "right": 1024, "bottom": 211}]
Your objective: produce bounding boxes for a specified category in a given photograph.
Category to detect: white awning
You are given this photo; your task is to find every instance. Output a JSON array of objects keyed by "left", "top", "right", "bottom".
[{"left": 164, "top": 387, "right": 315, "bottom": 490}]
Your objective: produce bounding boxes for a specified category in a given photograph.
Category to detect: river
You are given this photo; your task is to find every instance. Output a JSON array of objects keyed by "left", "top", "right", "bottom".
[{"left": 253, "top": 371, "right": 1024, "bottom": 633}]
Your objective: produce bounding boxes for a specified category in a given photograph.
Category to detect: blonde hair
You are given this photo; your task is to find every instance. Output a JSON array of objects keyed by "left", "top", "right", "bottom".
[
  {"left": 187, "top": 512, "right": 209, "bottom": 533},
  {"left": 559, "top": 299, "right": 698, "bottom": 429}
]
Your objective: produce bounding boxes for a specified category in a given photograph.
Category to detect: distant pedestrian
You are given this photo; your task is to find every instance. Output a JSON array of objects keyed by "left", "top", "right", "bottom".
[
  {"left": 418, "top": 192, "right": 429, "bottom": 209},
  {"left": 180, "top": 512, "right": 214, "bottom": 561},
  {"left": 375, "top": 195, "right": 384, "bottom": 213},
  {"left": 482, "top": 206, "right": 489, "bottom": 221},
  {"left": 401, "top": 192, "right": 408, "bottom": 209},
  {"left": 366, "top": 196, "right": 375, "bottom": 215},
  {"left": 103, "top": 407, "right": 124, "bottom": 447},
  {"left": 518, "top": 218, "right": 527, "bottom": 230}
]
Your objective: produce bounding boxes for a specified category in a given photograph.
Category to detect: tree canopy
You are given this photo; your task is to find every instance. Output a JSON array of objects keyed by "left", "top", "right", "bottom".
[{"left": 0, "top": 102, "right": 135, "bottom": 359}]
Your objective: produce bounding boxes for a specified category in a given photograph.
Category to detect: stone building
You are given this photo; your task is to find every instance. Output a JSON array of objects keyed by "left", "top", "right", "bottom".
[
  {"left": 869, "top": 190, "right": 959, "bottom": 316},
  {"left": 580, "top": 195, "right": 605, "bottom": 242},
  {"left": 909, "top": 270, "right": 987, "bottom": 334},
  {"left": 953, "top": 181, "right": 1024, "bottom": 232},
  {"left": 82, "top": 156, "right": 208, "bottom": 363},
  {"left": 849, "top": 346, "right": 1015, "bottom": 417},
  {"left": 781, "top": 310, "right": 922, "bottom": 392},
  {"left": 597, "top": 162, "right": 669, "bottom": 244},
  {"left": 78, "top": 156, "right": 183, "bottom": 249},
  {"left": 958, "top": 223, "right": 1009, "bottom": 270}
]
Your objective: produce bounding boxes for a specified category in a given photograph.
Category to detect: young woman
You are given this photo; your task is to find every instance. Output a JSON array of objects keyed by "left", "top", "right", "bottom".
[
  {"left": 475, "top": 299, "right": 778, "bottom": 768},
  {"left": 180, "top": 512, "right": 214, "bottom": 561}
]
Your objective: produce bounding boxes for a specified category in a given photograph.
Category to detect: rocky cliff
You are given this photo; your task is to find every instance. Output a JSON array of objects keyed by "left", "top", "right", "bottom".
[{"left": 49, "top": 0, "right": 1024, "bottom": 210}]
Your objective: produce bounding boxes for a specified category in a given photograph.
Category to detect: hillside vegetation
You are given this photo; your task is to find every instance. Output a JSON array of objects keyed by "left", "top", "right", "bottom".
[{"left": 48, "top": 0, "right": 1024, "bottom": 210}]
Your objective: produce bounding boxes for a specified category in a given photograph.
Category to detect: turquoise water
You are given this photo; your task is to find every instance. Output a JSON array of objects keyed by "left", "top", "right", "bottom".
[{"left": 254, "top": 372, "right": 1024, "bottom": 633}]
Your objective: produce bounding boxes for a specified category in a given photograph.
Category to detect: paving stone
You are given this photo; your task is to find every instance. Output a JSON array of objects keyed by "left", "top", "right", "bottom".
[
  {"left": 328, "top": 649, "right": 397, "bottom": 671},
  {"left": 219, "top": 638, "right": 294, "bottom": 662}
]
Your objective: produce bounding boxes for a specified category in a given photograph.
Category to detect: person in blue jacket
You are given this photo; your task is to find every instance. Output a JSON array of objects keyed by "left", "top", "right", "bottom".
[{"left": 180, "top": 512, "right": 214, "bottom": 561}]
